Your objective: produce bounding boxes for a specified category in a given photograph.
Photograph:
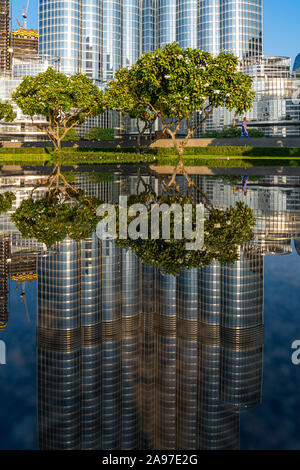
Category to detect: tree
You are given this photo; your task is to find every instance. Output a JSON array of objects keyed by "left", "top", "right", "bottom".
[
  {"left": 123, "top": 43, "right": 254, "bottom": 185},
  {"left": 12, "top": 67, "right": 105, "bottom": 151},
  {"left": 0, "top": 101, "right": 16, "bottom": 122},
  {"left": 105, "top": 68, "right": 155, "bottom": 148},
  {"left": 101, "top": 171, "right": 255, "bottom": 276},
  {"left": 12, "top": 164, "right": 102, "bottom": 247}
]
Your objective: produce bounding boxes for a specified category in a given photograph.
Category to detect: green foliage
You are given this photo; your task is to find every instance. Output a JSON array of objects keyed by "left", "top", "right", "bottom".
[
  {"left": 86, "top": 172, "right": 114, "bottom": 182},
  {"left": 106, "top": 192, "right": 255, "bottom": 276},
  {"left": 248, "top": 128, "right": 265, "bottom": 137},
  {"left": 61, "top": 128, "right": 79, "bottom": 141},
  {"left": 2, "top": 146, "right": 300, "bottom": 157},
  {"left": 12, "top": 67, "right": 105, "bottom": 150},
  {"left": 12, "top": 189, "right": 102, "bottom": 248},
  {"left": 83, "top": 127, "right": 114, "bottom": 141},
  {"left": 201, "top": 126, "right": 264, "bottom": 138},
  {"left": 0, "top": 192, "right": 16, "bottom": 214},
  {"left": 0, "top": 101, "right": 16, "bottom": 122},
  {"left": 105, "top": 68, "right": 155, "bottom": 138},
  {"left": 117, "top": 43, "right": 255, "bottom": 156}
]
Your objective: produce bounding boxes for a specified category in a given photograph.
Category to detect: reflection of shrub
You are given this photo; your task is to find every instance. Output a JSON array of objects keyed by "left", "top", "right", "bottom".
[
  {"left": 83, "top": 127, "right": 114, "bottom": 141},
  {"left": 109, "top": 194, "right": 255, "bottom": 276},
  {"left": 0, "top": 192, "right": 16, "bottom": 215},
  {"left": 201, "top": 126, "right": 264, "bottom": 138},
  {"left": 12, "top": 189, "right": 102, "bottom": 247},
  {"left": 86, "top": 172, "right": 114, "bottom": 183}
]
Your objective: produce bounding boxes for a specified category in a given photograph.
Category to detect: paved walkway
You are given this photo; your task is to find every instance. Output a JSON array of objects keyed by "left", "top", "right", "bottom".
[{"left": 149, "top": 137, "right": 300, "bottom": 148}]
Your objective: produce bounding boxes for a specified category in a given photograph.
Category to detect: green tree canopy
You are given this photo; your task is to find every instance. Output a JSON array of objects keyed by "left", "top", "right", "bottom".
[
  {"left": 122, "top": 43, "right": 254, "bottom": 157},
  {"left": 0, "top": 101, "right": 16, "bottom": 122},
  {"left": 12, "top": 67, "right": 105, "bottom": 150},
  {"left": 105, "top": 67, "right": 155, "bottom": 147}
]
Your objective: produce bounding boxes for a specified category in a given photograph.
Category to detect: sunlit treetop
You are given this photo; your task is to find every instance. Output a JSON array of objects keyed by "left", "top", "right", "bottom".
[
  {"left": 131, "top": 42, "right": 254, "bottom": 121},
  {"left": 0, "top": 101, "right": 16, "bottom": 123},
  {"left": 12, "top": 67, "right": 105, "bottom": 150}
]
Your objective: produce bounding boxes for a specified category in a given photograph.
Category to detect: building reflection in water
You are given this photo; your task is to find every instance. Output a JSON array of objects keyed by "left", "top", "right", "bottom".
[
  {"left": 1, "top": 172, "right": 300, "bottom": 449},
  {"left": 36, "top": 236, "right": 264, "bottom": 450}
]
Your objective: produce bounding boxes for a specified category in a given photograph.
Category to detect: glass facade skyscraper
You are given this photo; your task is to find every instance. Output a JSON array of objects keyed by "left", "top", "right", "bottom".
[{"left": 38, "top": 0, "right": 263, "bottom": 85}]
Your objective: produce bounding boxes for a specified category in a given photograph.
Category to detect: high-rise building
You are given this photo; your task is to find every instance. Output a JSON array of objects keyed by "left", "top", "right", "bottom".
[
  {"left": 38, "top": 0, "right": 140, "bottom": 85},
  {"left": 0, "top": 0, "right": 9, "bottom": 72},
  {"left": 38, "top": 0, "right": 263, "bottom": 86},
  {"left": 10, "top": 29, "right": 39, "bottom": 56},
  {"left": 293, "top": 53, "right": 300, "bottom": 72}
]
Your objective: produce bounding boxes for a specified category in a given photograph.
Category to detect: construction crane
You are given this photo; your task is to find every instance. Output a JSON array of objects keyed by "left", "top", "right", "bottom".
[{"left": 22, "top": 0, "right": 30, "bottom": 29}]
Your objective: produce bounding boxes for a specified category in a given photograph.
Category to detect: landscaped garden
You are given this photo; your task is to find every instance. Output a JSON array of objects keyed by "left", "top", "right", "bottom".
[{"left": 0, "top": 43, "right": 299, "bottom": 168}]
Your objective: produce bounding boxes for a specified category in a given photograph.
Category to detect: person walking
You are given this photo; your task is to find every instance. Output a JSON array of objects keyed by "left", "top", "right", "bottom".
[
  {"left": 240, "top": 117, "right": 249, "bottom": 138},
  {"left": 240, "top": 175, "right": 249, "bottom": 196}
]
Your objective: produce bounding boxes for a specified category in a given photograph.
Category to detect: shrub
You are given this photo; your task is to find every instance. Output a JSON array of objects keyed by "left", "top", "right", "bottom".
[{"left": 83, "top": 127, "right": 114, "bottom": 141}]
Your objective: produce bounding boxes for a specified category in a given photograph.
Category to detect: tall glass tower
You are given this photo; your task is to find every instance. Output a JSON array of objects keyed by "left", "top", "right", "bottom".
[
  {"left": 38, "top": 0, "right": 263, "bottom": 85},
  {"left": 0, "top": 0, "right": 10, "bottom": 72},
  {"left": 38, "top": 0, "right": 140, "bottom": 84},
  {"left": 199, "top": 0, "right": 262, "bottom": 58}
]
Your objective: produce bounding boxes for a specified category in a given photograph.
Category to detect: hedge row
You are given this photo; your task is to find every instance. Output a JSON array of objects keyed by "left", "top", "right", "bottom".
[{"left": 1, "top": 146, "right": 300, "bottom": 157}]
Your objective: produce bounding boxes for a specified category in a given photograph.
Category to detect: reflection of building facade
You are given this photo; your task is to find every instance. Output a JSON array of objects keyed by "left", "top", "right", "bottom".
[
  {"left": 0, "top": 238, "right": 9, "bottom": 329},
  {"left": 0, "top": 175, "right": 48, "bottom": 248},
  {"left": 36, "top": 232, "right": 264, "bottom": 449},
  {"left": 3, "top": 171, "right": 300, "bottom": 447},
  {"left": 191, "top": 175, "right": 300, "bottom": 255}
]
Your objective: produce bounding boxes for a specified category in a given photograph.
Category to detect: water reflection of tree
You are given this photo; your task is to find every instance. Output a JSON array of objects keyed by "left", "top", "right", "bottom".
[
  {"left": 114, "top": 169, "right": 255, "bottom": 276},
  {"left": 8, "top": 165, "right": 255, "bottom": 274},
  {"left": 12, "top": 164, "right": 102, "bottom": 248}
]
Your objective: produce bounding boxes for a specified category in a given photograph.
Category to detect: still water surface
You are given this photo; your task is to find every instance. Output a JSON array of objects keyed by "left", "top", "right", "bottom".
[{"left": 0, "top": 170, "right": 299, "bottom": 450}]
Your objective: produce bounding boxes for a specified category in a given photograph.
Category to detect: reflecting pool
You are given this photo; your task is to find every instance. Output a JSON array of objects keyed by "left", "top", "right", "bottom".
[{"left": 0, "top": 170, "right": 300, "bottom": 450}]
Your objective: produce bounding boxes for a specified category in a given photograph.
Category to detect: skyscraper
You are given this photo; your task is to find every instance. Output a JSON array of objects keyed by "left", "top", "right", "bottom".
[
  {"left": 10, "top": 28, "right": 39, "bottom": 57},
  {"left": 0, "top": 0, "right": 10, "bottom": 72},
  {"left": 38, "top": 0, "right": 140, "bottom": 84},
  {"left": 38, "top": 0, "right": 263, "bottom": 85}
]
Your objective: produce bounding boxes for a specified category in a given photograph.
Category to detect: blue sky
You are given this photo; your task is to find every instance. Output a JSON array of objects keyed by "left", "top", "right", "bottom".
[{"left": 11, "top": 0, "right": 300, "bottom": 65}]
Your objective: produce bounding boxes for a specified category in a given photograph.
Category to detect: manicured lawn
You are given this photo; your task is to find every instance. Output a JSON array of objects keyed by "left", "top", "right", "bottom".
[{"left": 1, "top": 146, "right": 300, "bottom": 166}]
